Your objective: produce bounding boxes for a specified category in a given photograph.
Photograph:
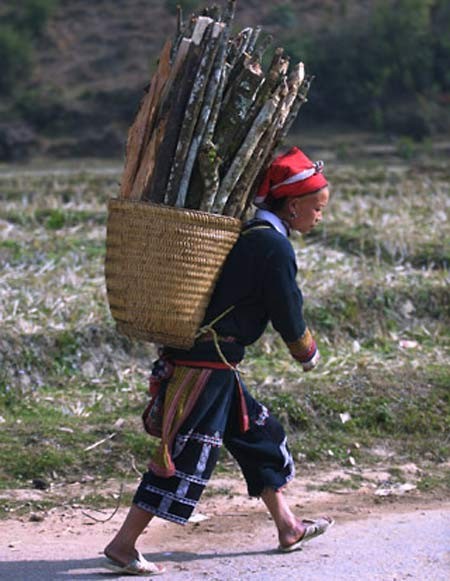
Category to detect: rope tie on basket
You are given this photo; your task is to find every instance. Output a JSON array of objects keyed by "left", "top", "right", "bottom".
[{"left": 195, "top": 305, "right": 238, "bottom": 371}]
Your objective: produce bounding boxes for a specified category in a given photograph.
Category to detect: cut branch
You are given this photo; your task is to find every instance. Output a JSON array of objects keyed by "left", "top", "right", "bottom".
[
  {"left": 214, "top": 55, "right": 264, "bottom": 173},
  {"left": 224, "top": 80, "right": 289, "bottom": 217},
  {"left": 118, "top": 6, "right": 314, "bottom": 220},
  {"left": 133, "top": 37, "right": 193, "bottom": 202},
  {"left": 197, "top": 140, "right": 222, "bottom": 211},
  {"left": 176, "top": 22, "right": 226, "bottom": 208},
  {"left": 164, "top": 20, "right": 222, "bottom": 207},
  {"left": 212, "top": 86, "right": 283, "bottom": 214},
  {"left": 275, "top": 74, "right": 313, "bottom": 146},
  {"left": 202, "top": 0, "right": 236, "bottom": 143},
  {"left": 141, "top": 32, "right": 206, "bottom": 202},
  {"left": 119, "top": 39, "right": 172, "bottom": 200},
  {"left": 247, "top": 26, "right": 261, "bottom": 54}
]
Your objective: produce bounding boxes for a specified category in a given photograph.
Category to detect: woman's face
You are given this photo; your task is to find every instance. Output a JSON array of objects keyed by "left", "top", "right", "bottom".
[{"left": 287, "top": 187, "right": 330, "bottom": 234}]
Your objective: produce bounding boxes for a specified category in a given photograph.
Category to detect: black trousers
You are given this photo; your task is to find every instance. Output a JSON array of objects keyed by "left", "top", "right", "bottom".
[{"left": 133, "top": 369, "right": 295, "bottom": 525}]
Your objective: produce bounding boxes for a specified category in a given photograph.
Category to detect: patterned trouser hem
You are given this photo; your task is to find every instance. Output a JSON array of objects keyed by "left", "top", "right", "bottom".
[{"left": 134, "top": 500, "right": 192, "bottom": 526}]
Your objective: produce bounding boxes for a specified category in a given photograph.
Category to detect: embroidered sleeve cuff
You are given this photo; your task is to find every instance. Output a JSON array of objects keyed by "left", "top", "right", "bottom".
[{"left": 286, "top": 328, "right": 318, "bottom": 366}]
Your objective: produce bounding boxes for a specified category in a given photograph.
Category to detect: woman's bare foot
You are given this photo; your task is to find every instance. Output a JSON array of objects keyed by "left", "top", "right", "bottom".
[
  {"left": 104, "top": 541, "right": 137, "bottom": 567},
  {"left": 278, "top": 517, "right": 307, "bottom": 549},
  {"left": 104, "top": 543, "right": 165, "bottom": 574},
  {"left": 103, "top": 503, "right": 158, "bottom": 568},
  {"left": 279, "top": 516, "right": 334, "bottom": 550}
]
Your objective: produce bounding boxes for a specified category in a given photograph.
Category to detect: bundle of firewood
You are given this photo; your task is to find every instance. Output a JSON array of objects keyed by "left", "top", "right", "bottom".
[{"left": 119, "top": 0, "right": 312, "bottom": 220}]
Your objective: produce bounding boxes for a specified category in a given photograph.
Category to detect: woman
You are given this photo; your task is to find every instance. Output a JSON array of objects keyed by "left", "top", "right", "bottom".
[{"left": 104, "top": 147, "right": 333, "bottom": 575}]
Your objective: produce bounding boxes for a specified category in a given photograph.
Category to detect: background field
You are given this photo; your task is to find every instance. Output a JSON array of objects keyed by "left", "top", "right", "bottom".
[
  {"left": 0, "top": 141, "right": 448, "bottom": 514},
  {"left": 1, "top": 0, "right": 450, "bottom": 160}
]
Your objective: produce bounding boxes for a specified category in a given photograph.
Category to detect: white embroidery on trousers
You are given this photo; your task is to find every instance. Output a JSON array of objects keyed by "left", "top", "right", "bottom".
[
  {"left": 158, "top": 433, "right": 218, "bottom": 513},
  {"left": 255, "top": 404, "right": 269, "bottom": 426},
  {"left": 164, "top": 444, "right": 212, "bottom": 508},
  {"left": 279, "top": 436, "right": 294, "bottom": 469},
  {"left": 172, "top": 428, "right": 193, "bottom": 459},
  {"left": 176, "top": 477, "right": 190, "bottom": 499},
  {"left": 173, "top": 441, "right": 213, "bottom": 504},
  {"left": 195, "top": 443, "right": 212, "bottom": 477},
  {"left": 158, "top": 494, "right": 171, "bottom": 514},
  {"left": 157, "top": 482, "right": 198, "bottom": 513}
]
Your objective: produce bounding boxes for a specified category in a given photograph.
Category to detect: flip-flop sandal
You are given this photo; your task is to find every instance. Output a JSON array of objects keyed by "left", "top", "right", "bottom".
[
  {"left": 104, "top": 550, "right": 165, "bottom": 576},
  {"left": 278, "top": 516, "right": 335, "bottom": 553}
]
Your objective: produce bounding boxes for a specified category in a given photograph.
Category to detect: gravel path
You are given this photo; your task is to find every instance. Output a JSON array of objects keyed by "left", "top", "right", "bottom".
[{"left": 1, "top": 506, "right": 449, "bottom": 580}]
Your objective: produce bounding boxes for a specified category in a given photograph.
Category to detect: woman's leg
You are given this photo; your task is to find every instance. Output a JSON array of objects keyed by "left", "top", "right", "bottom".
[
  {"left": 104, "top": 369, "right": 236, "bottom": 564},
  {"left": 224, "top": 383, "right": 332, "bottom": 549},
  {"left": 104, "top": 504, "right": 157, "bottom": 566},
  {"left": 260, "top": 487, "right": 306, "bottom": 548}
]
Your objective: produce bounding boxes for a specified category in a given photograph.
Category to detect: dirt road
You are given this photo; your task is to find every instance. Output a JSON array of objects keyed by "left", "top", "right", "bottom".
[{"left": 1, "top": 472, "right": 449, "bottom": 580}]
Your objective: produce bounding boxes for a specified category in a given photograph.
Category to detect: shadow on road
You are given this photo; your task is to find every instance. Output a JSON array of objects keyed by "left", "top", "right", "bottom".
[{"left": 0, "top": 547, "right": 284, "bottom": 579}]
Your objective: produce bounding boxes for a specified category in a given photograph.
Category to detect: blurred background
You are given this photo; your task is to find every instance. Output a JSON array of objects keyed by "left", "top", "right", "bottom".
[{"left": 1, "top": 0, "right": 449, "bottom": 162}]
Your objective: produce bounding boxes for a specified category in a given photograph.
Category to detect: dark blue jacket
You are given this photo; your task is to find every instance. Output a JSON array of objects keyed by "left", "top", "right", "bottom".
[{"left": 165, "top": 220, "right": 307, "bottom": 363}]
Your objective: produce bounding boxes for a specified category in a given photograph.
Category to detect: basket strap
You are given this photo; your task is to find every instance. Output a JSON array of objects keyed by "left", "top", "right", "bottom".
[
  {"left": 195, "top": 305, "right": 237, "bottom": 370},
  {"left": 196, "top": 311, "right": 248, "bottom": 430}
]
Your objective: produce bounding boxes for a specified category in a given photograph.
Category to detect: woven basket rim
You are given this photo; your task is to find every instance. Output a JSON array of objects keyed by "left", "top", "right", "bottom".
[{"left": 108, "top": 198, "right": 242, "bottom": 228}]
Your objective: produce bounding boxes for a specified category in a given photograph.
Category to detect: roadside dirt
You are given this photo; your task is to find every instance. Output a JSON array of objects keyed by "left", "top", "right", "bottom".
[{"left": 1, "top": 463, "right": 449, "bottom": 579}]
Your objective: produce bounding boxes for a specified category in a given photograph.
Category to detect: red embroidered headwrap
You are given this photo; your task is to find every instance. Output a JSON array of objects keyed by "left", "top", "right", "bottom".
[{"left": 255, "top": 147, "right": 328, "bottom": 206}]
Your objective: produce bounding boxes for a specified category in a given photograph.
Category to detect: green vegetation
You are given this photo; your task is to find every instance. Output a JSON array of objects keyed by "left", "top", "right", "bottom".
[
  {"left": 1, "top": 0, "right": 449, "bottom": 149},
  {"left": 266, "top": 4, "right": 298, "bottom": 29},
  {"left": 283, "top": 0, "right": 450, "bottom": 137},
  {"left": 0, "top": 25, "right": 33, "bottom": 95},
  {"left": 165, "top": 0, "right": 202, "bottom": 14},
  {"left": 0, "top": 1, "right": 59, "bottom": 95},
  {"left": 10, "top": 0, "right": 59, "bottom": 38}
]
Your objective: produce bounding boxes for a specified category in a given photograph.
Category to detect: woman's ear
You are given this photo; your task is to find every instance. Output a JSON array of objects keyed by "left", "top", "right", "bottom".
[{"left": 287, "top": 198, "right": 300, "bottom": 218}]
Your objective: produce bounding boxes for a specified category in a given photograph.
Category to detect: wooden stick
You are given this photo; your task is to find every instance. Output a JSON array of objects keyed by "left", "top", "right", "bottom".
[
  {"left": 133, "top": 115, "right": 169, "bottom": 202},
  {"left": 212, "top": 86, "right": 282, "bottom": 214},
  {"left": 232, "top": 69, "right": 308, "bottom": 213},
  {"left": 215, "top": 47, "right": 288, "bottom": 184},
  {"left": 230, "top": 121, "right": 279, "bottom": 219},
  {"left": 164, "top": 21, "right": 223, "bottom": 207},
  {"left": 213, "top": 55, "right": 264, "bottom": 174},
  {"left": 227, "top": 47, "right": 287, "bottom": 155},
  {"left": 197, "top": 140, "right": 222, "bottom": 211},
  {"left": 202, "top": 0, "right": 236, "bottom": 143},
  {"left": 171, "top": 4, "right": 184, "bottom": 62},
  {"left": 247, "top": 26, "right": 261, "bottom": 54},
  {"left": 164, "top": 21, "right": 214, "bottom": 204},
  {"left": 84, "top": 432, "right": 117, "bottom": 452},
  {"left": 142, "top": 35, "right": 206, "bottom": 205},
  {"left": 275, "top": 74, "right": 313, "bottom": 146},
  {"left": 191, "top": 15, "right": 214, "bottom": 44},
  {"left": 258, "top": 47, "right": 289, "bottom": 104},
  {"left": 225, "top": 80, "right": 289, "bottom": 217},
  {"left": 176, "top": 22, "right": 226, "bottom": 209},
  {"left": 119, "top": 39, "right": 172, "bottom": 200},
  {"left": 133, "top": 38, "right": 192, "bottom": 202},
  {"left": 183, "top": 18, "right": 230, "bottom": 210},
  {"left": 273, "top": 62, "right": 305, "bottom": 142},
  {"left": 228, "top": 27, "right": 252, "bottom": 68}
]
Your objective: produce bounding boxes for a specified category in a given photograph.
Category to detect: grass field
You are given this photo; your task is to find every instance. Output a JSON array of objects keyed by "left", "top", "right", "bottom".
[{"left": 0, "top": 152, "right": 449, "bottom": 513}]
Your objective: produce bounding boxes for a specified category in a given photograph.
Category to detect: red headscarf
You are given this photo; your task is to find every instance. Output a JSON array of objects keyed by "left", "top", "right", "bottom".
[{"left": 255, "top": 147, "right": 328, "bottom": 206}]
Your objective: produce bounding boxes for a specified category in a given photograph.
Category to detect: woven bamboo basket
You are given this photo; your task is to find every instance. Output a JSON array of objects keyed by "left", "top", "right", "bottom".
[{"left": 105, "top": 199, "right": 241, "bottom": 349}]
